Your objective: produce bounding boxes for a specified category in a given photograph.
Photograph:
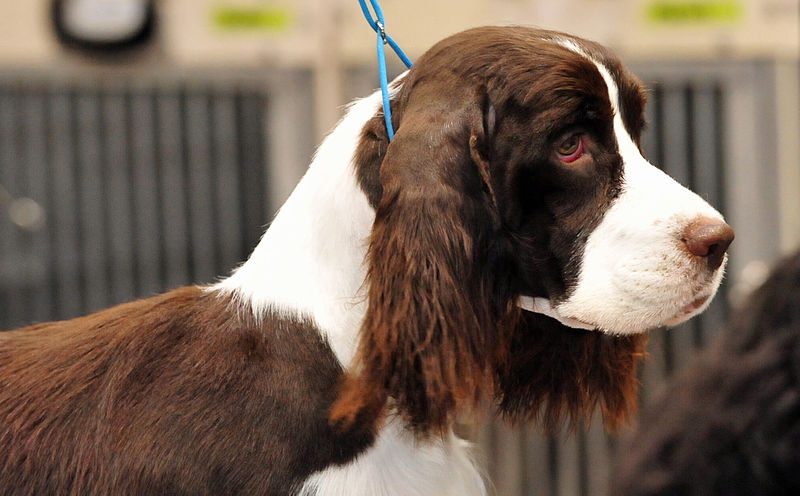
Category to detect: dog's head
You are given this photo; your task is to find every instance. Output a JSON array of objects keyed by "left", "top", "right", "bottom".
[{"left": 334, "top": 26, "right": 733, "bottom": 434}]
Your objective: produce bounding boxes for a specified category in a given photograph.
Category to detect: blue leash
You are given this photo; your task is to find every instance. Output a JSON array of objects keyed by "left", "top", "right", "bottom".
[{"left": 358, "top": 0, "right": 413, "bottom": 141}]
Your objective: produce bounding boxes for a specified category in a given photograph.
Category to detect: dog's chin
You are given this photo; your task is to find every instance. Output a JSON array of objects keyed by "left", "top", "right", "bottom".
[
  {"left": 557, "top": 258, "right": 728, "bottom": 336},
  {"left": 557, "top": 290, "right": 718, "bottom": 336}
]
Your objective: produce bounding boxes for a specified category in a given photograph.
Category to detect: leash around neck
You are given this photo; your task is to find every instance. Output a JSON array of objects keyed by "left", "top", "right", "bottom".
[{"left": 357, "top": 0, "right": 412, "bottom": 141}]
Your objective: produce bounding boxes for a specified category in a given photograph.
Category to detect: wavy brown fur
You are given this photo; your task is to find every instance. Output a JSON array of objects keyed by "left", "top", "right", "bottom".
[
  {"left": 0, "top": 287, "right": 375, "bottom": 494},
  {"left": 498, "top": 313, "right": 647, "bottom": 432},
  {"left": 334, "top": 81, "right": 519, "bottom": 433}
]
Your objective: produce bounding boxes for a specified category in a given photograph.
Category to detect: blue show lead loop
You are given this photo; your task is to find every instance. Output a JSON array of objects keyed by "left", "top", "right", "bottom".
[{"left": 358, "top": 0, "right": 412, "bottom": 141}]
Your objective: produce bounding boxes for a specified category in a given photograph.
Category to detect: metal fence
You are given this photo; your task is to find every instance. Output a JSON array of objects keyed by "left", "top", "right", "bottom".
[{"left": 0, "top": 76, "right": 270, "bottom": 331}]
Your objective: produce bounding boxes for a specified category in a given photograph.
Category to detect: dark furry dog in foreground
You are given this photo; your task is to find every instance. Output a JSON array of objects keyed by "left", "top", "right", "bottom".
[{"left": 612, "top": 250, "right": 800, "bottom": 495}]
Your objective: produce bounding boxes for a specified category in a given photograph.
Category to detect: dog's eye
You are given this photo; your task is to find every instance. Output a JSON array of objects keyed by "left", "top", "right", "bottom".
[{"left": 556, "top": 134, "right": 585, "bottom": 163}]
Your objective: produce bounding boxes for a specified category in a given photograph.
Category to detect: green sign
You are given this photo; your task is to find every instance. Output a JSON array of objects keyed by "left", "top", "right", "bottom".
[
  {"left": 646, "top": 1, "right": 743, "bottom": 23},
  {"left": 212, "top": 4, "right": 292, "bottom": 31}
]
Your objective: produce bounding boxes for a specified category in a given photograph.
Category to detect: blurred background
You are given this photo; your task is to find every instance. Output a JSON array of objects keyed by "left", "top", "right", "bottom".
[{"left": 0, "top": 1, "right": 798, "bottom": 494}]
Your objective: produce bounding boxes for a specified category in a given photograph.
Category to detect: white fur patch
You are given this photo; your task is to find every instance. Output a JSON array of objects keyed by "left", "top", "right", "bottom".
[
  {"left": 299, "top": 420, "right": 487, "bottom": 496},
  {"left": 213, "top": 88, "right": 383, "bottom": 366},
  {"left": 555, "top": 40, "right": 728, "bottom": 335}
]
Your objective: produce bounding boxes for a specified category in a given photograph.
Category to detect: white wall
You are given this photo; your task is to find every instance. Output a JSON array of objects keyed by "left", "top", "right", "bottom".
[
  {"left": 164, "top": 0, "right": 800, "bottom": 64},
  {"left": 1, "top": 1, "right": 797, "bottom": 66},
  {"left": 0, "top": 1, "right": 58, "bottom": 64}
]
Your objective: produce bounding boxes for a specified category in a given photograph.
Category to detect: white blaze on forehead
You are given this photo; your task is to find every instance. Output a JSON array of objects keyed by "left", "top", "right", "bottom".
[
  {"left": 557, "top": 38, "right": 634, "bottom": 157},
  {"left": 549, "top": 38, "right": 727, "bottom": 335}
]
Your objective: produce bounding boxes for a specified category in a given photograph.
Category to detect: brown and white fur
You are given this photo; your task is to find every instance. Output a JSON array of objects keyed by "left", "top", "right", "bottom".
[{"left": 0, "top": 27, "right": 733, "bottom": 495}]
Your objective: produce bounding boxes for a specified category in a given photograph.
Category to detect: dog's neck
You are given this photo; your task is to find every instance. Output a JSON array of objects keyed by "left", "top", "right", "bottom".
[
  {"left": 215, "top": 92, "right": 381, "bottom": 367},
  {"left": 215, "top": 88, "right": 593, "bottom": 367}
]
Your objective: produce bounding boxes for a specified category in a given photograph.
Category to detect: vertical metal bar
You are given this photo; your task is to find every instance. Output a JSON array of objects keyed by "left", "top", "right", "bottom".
[
  {"left": 0, "top": 84, "right": 28, "bottom": 328},
  {"left": 48, "top": 87, "right": 83, "bottom": 321},
  {"left": 152, "top": 88, "right": 168, "bottom": 291},
  {"left": 235, "top": 90, "right": 253, "bottom": 255},
  {"left": 492, "top": 422, "right": 524, "bottom": 495},
  {"left": 179, "top": 88, "right": 196, "bottom": 282},
  {"left": 555, "top": 432, "right": 581, "bottom": 496},
  {"left": 102, "top": 87, "right": 137, "bottom": 305},
  {"left": 156, "top": 88, "right": 190, "bottom": 289},
  {"left": 75, "top": 88, "right": 111, "bottom": 313},
  {"left": 235, "top": 90, "right": 268, "bottom": 257},
  {"left": 547, "top": 435, "right": 559, "bottom": 496},
  {"left": 42, "top": 85, "right": 58, "bottom": 320},
  {"left": 123, "top": 88, "right": 141, "bottom": 295},
  {"left": 11, "top": 84, "right": 34, "bottom": 326},
  {"left": 68, "top": 89, "right": 89, "bottom": 314},
  {"left": 185, "top": 87, "right": 217, "bottom": 284},
  {"left": 683, "top": 84, "right": 697, "bottom": 192},
  {"left": 203, "top": 87, "right": 222, "bottom": 275},
  {"left": 518, "top": 427, "right": 530, "bottom": 494},
  {"left": 257, "top": 93, "right": 271, "bottom": 224},
  {"left": 130, "top": 88, "right": 163, "bottom": 296},
  {"left": 211, "top": 91, "right": 243, "bottom": 276},
  {"left": 522, "top": 427, "right": 555, "bottom": 495},
  {"left": 645, "top": 84, "right": 665, "bottom": 169},
  {"left": 577, "top": 427, "right": 588, "bottom": 496},
  {"left": 21, "top": 85, "right": 53, "bottom": 323},
  {"left": 585, "top": 414, "right": 612, "bottom": 496},
  {"left": 773, "top": 59, "right": 800, "bottom": 252}
]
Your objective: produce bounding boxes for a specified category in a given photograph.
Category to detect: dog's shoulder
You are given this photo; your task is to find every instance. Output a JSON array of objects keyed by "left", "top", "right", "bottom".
[{"left": 0, "top": 287, "right": 376, "bottom": 494}]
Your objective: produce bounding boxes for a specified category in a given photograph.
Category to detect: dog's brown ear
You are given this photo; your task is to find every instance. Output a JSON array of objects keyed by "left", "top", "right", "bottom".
[{"left": 332, "top": 85, "right": 515, "bottom": 435}]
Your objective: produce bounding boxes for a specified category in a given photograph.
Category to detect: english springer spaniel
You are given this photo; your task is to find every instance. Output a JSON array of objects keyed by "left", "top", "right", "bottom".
[{"left": 0, "top": 27, "right": 733, "bottom": 495}]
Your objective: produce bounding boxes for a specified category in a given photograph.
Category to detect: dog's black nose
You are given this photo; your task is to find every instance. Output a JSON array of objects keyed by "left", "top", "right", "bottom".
[{"left": 682, "top": 218, "right": 734, "bottom": 271}]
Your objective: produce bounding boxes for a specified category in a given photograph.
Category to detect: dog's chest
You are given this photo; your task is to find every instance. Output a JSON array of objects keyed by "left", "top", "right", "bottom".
[{"left": 299, "top": 420, "right": 486, "bottom": 496}]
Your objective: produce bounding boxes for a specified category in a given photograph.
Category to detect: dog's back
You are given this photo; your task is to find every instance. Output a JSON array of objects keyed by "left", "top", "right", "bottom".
[{"left": 0, "top": 287, "right": 373, "bottom": 495}]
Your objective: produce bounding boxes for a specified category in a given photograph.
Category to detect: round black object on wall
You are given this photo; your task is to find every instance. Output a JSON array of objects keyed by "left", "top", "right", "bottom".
[{"left": 52, "top": 0, "right": 156, "bottom": 52}]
